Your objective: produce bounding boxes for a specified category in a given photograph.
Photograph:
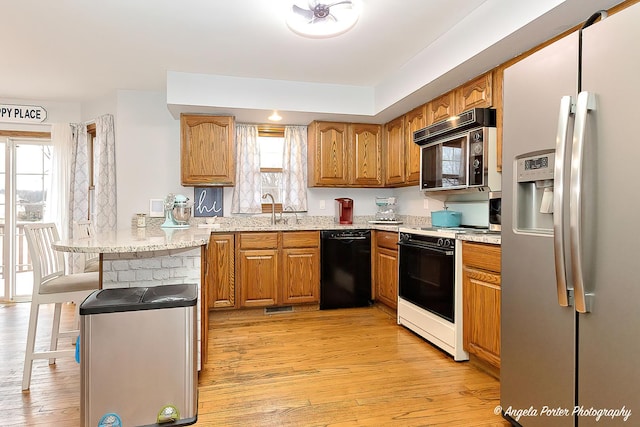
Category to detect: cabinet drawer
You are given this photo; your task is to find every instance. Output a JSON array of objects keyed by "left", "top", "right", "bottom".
[
  {"left": 462, "top": 242, "right": 501, "bottom": 273},
  {"left": 376, "top": 231, "right": 398, "bottom": 250},
  {"left": 282, "top": 231, "right": 319, "bottom": 248},
  {"left": 238, "top": 232, "right": 278, "bottom": 249}
]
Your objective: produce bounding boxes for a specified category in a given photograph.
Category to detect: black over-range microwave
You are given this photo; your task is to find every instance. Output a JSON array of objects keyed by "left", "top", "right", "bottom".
[{"left": 414, "top": 108, "right": 497, "bottom": 192}]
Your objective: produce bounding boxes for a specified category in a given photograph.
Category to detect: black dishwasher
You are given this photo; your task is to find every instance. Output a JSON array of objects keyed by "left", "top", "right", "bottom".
[{"left": 320, "top": 229, "right": 372, "bottom": 309}]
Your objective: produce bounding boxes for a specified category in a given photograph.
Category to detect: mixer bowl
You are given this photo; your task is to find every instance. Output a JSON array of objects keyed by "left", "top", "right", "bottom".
[{"left": 172, "top": 206, "right": 192, "bottom": 224}]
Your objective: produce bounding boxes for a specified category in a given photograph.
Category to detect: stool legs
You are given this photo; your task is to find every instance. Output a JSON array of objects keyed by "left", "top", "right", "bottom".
[{"left": 22, "top": 302, "right": 40, "bottom": 391}]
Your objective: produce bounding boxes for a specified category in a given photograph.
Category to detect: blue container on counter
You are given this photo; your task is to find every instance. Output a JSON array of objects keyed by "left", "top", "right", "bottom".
[{"left": 431, "top": 209, "right": 462, "bottom": 227}]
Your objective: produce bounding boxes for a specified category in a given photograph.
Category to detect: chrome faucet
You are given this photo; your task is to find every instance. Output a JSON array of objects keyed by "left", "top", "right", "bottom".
[
  {"left": 284, "top": 206, "right": 299, "bottom": 225},
  {"left": 262, "top": 193, "right": 276, "bottom": 225}
]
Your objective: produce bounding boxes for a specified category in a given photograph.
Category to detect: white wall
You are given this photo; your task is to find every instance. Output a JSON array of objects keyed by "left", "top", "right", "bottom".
[
  {"left": 111, "top": 90, "right": 430, "bottom": 224},
  {"left": 113, "top": 90, "right": 185, "bottom": 229},
  {"left": 0, "top": 97, "right": 81, "bottom": 131},
  {"left": 83, "top": 89, "right": 492, "bottom": 228},
  {"left": 81, "top": 93, "right": 117, "bottom": 123},
  {"left": 1, "top": 92, "right": 440, "bottom": 228},
  {"left": 305, "top": 187, "right": 396, "bottom": 217}
]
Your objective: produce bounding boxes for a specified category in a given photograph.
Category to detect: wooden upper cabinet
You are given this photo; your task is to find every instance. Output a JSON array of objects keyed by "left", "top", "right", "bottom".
[
  {"left": 307, "top": 121, "right": 349, "bottom": 186},
  {"left": 404, "top": 105, "right": 427, "bottom": 184},
  {"left": 350, "top": 123, "right": 383, "bottom": 187},
  {"left": 428, "top": 92, "right": 456, "bottom": 125},
  {"left": 383, "top": 116, "right": 405, "bottom": 186},
  {"left": 180, "top": 114, "right": 235, "bottom": 186},
  {"left": 456, "top": 71, "right": 494, "bottom": 113},
  {"left": 308, "top": 121, "right": 382, "bottom": 187}
]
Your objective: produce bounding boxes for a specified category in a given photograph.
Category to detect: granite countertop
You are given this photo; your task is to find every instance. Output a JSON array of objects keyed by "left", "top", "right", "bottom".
[
  {"left": 53, "top": 217, "right": 500, "bottom": 253},
  {"left": 456, "top": 231, "right": 501, "bottom": 245},
  {"left": 52, "top": 227, "right": 212, "bottom": 254},
  {"left": 52, "top": 216, "right": 413, "bottom": 254},
  {"left": 198, "top": 221, "right": 402, "bottom": 233}
]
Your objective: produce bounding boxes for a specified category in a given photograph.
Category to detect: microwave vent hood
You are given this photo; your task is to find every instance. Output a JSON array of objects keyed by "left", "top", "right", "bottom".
[{"left": 414, "top": 108, "right": 496, "bottom": 146}]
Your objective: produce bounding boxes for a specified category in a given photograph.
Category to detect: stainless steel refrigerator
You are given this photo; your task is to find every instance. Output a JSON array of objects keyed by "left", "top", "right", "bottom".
[{"left": 501, "top": 4, "right": 640, "bottom": 426}]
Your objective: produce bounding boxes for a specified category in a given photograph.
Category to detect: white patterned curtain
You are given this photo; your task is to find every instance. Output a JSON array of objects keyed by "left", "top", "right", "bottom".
[
  {"left": 282, "top": 125, "right": 308, "bottom": 211},
  {"left": 94, "top": 114, "right": 117, "bottom": 233},
  {"left": 47, "top": 123, "right": 73, "bottom": 239},
  {"left": 69, "top": 123, "right": 89, "bottom": 238},
  {"left": 231, "top": 124, "right": 262, "bottom": 213},
  {"left": 67, "top": 114, "right": 117, "bottom": 272},
  {"left": 68, "top": 123, "right": 89, "bottom": 272}
]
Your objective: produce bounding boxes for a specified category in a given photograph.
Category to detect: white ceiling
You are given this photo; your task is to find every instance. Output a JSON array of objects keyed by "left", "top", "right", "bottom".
[{"left": 0, "top": 0, "right": 625, "bottom": 124}]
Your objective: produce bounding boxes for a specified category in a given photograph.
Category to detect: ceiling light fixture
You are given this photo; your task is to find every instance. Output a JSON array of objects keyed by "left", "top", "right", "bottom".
[
  {"left": 268, "top": 111, "right": 282, "bottom": 121},
  {"left": 286, "top": 0, "right": 361, "bottom": 39}
]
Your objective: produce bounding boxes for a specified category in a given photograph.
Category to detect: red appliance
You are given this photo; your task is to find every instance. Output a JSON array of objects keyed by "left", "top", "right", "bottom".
[{"left": 335, "top": 198, "right": 353, "bottom": 224}]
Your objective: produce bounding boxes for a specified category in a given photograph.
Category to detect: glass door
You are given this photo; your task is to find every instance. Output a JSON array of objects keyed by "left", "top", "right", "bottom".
[{"left": 0, "top": 137, "right": 52, "bottom": 302}]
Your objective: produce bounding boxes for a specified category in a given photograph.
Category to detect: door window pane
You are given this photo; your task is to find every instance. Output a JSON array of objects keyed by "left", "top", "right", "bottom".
[{"left": 16, "top": 144, "right": 51, "bottom": 222}]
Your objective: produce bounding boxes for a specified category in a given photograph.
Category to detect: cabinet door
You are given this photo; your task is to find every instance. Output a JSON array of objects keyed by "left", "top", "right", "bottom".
[
  {"left": 462, "top": 268, "right": 501, "bottom": 368},
  {"left": 238, "top": 249, "right": 279, "bottom": 307},
  {"left": 404, "top": 105, "right": 427, "bottom": 184},
  {"left": 456, "top": 71, "right": 493, "bottom": 113},
  {"left": 428, "top": 92, "right": 456, "bottom": 124},
  {"left": 206, "top": 233, "right": 235, "bottom": 309},
  {"left": 462, "top": 242, "right": 501, "bottom": 369},
  {"left": 282, "top": 247, "right": 320, "bottom": 304},
  {"left": 383, "top": 116, "right": 405, "bottom": 185},
  {"left": 350, "top": 123, "right": 383, "bottom": 187},
  {"left": 308, "top": 121, "right": 349, "bottom": 186},
  {"left": 180, "top": 115, "right": 235, "bottom": 186},
  {"left": 375, "top": 246, "right": 398, "bottom": 309}
]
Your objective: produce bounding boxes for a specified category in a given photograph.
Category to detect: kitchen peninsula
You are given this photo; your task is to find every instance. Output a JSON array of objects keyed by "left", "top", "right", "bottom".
[{"left": 53, "top": 226, "right": 211, "bottom": 364}]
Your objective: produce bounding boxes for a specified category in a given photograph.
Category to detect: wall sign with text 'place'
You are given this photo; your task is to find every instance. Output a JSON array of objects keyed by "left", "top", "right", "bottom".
[{"left": 0, "top": 104, "right": 47, "bottom": 123}]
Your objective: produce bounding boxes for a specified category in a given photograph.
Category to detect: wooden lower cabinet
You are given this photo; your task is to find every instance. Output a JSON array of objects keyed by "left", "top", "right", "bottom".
[
  {"left": 234, "top": 231, "right": 320, "bottom": 309},
  {"left": 373, "top": 231, "right": 398, "bottom": 309},
  {"left": 238, "top": 248, "right": 279, "bottom": 307},
  {"left": 462, "top": 241, "right": 501, "bottom": 369},
  {"left": 237, "top": 232, "right": 279, "bottom": 308},
  {"left": 206, "top": 233, "right": 235, "bottom": 309},
  {"left": 282, "top": 231, "right": 320, "bottom": 304}
]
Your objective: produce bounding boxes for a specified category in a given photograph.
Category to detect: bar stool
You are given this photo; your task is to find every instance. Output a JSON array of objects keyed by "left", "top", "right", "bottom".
[
  {"left": 74, "top": 220, "right": 99, "bottom": 272},
  {"left": 22, "top": 223, "right": 99, "bottom": 391}
]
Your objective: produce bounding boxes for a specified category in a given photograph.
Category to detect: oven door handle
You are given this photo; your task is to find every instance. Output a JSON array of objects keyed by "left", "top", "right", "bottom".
[{"left": 398, "top": 241, "right": 454, "bottom": 256}]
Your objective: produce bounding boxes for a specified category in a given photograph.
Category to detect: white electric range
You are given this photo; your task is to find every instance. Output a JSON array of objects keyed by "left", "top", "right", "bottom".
[{"left": 396, "top": 226, "right": 472, "bottom": 361}]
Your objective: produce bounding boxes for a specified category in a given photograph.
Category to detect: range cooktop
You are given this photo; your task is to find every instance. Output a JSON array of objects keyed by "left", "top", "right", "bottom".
[{"left": 400, "top": 225, "right": 497, "bottom": 238}]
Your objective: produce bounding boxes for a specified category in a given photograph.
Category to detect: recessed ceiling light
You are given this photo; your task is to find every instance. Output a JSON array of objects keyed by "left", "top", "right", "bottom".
[
  {"left": 286, "top": 0, "right": 361, "bottom": 39},
  {"left": 268, "top": 111, "right": 282, "bottom": 121}
]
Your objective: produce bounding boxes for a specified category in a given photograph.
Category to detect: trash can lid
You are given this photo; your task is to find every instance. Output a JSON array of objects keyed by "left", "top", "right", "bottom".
[{"left": 80, "top": 284, "right": 198, "bottom": 315}]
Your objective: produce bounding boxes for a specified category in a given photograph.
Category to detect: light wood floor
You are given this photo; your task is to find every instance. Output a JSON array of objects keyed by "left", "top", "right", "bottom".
[{"left": 1, "top": 302, "right": 510, "bottom": 426}]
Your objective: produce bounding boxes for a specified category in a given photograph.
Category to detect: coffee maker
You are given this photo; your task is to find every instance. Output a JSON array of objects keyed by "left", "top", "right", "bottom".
[{"left": 335, "top": 198, "right": 353, "bottom": 224}]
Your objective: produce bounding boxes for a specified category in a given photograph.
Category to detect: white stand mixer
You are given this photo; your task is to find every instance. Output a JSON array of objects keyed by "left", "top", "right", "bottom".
[{"left": 161, "top": 193, "right": 192, "bottom": 228}]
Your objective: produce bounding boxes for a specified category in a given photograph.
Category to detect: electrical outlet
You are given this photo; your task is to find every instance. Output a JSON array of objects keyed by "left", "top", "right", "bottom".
[
  {"left": 423, "top": 199, "right": 429, "bottom": 210},
  {"left": 319, "top": 200, "right": 326, "bottom": 210}
]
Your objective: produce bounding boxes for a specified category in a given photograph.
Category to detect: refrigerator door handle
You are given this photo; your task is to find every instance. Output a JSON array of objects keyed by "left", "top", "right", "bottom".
[
  {"left": 570, "top": 91, "right": 596, "bottom": 313},
  {"left": 553, "top": 95, "right": 574, "bottom": 307}
]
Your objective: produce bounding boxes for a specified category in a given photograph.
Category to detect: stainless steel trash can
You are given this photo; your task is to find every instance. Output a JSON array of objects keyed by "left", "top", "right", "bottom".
[{"left": 80, "top": 284, "right": 198, "bottom": 427}]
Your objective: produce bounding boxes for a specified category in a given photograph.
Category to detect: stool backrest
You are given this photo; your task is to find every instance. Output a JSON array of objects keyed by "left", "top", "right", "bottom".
[
  {"left": 23, "top": 223, "right": 65, "bottom": 293},
  {"left": 74, "top": 219, "right": 95, "bottom": 239}
]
